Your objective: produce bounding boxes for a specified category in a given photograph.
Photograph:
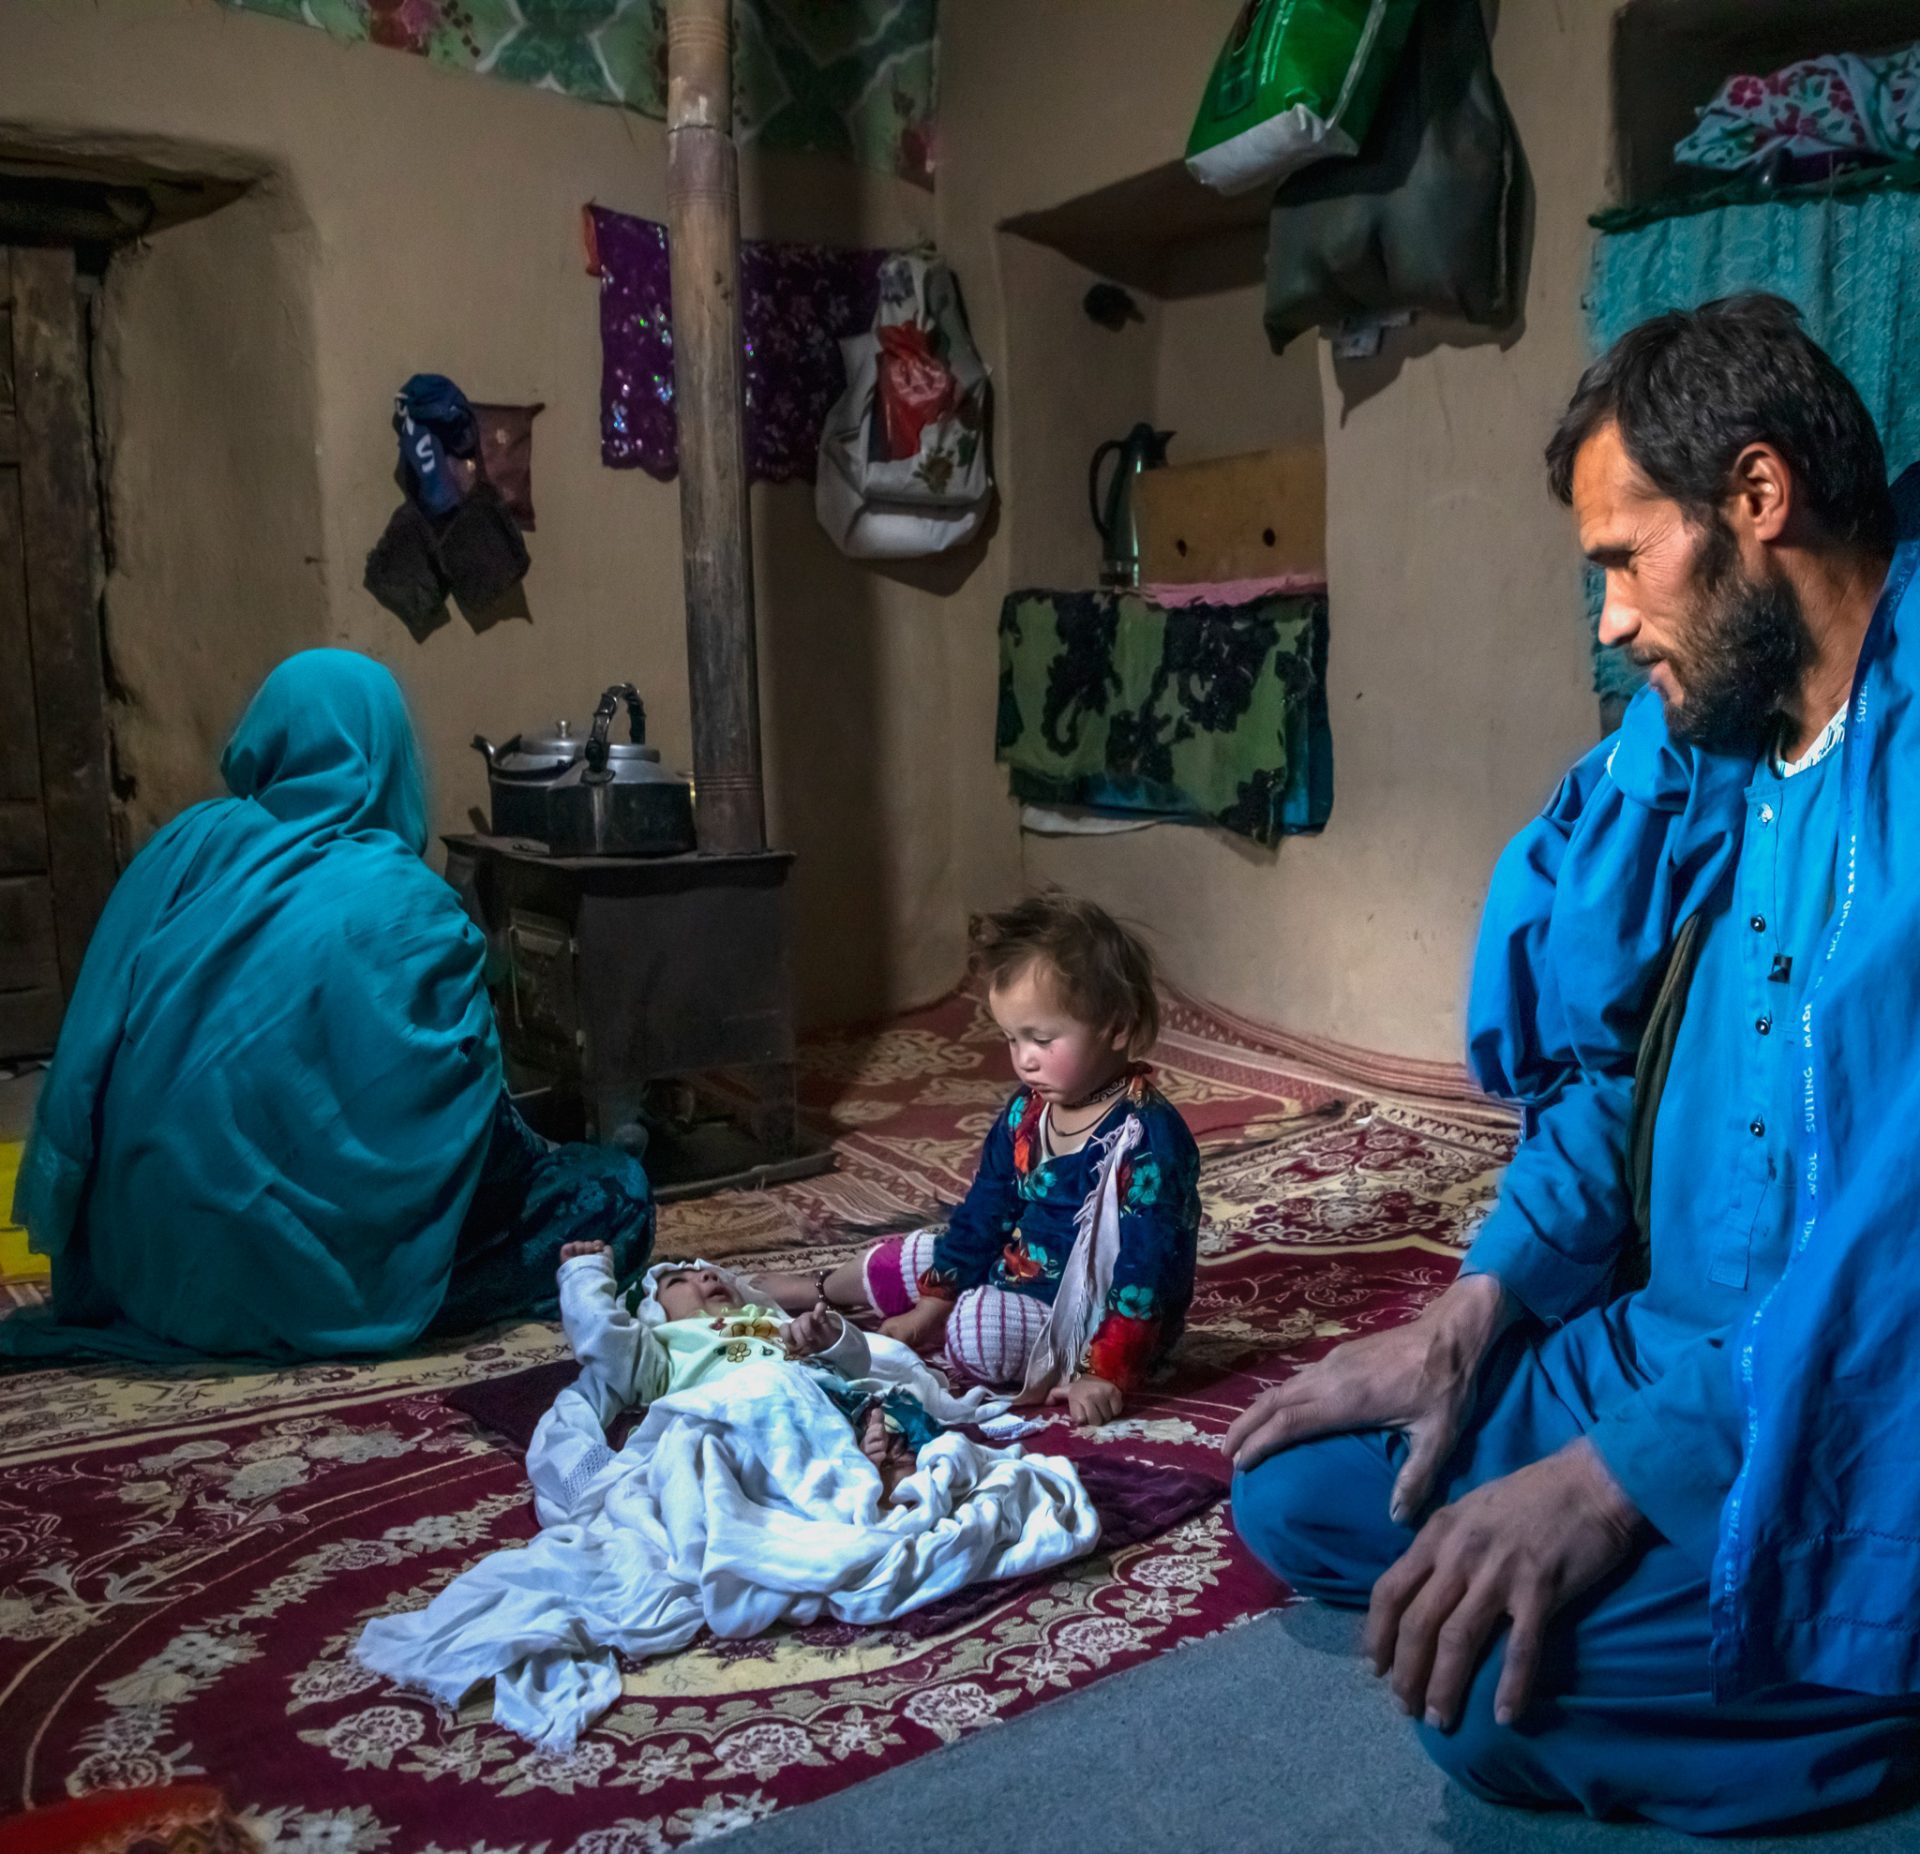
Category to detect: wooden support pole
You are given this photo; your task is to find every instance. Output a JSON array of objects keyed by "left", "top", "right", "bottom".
[{"left": 666, "top": 0, "right": 765, "bottom": 855}]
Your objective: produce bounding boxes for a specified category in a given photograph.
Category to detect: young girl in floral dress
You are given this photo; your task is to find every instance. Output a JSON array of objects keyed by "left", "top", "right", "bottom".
[{"left": 757, "top": 894, "right": 1201, "bottom": 1426}]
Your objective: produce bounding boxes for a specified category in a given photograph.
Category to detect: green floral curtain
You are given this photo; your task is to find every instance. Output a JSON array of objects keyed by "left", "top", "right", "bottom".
[
  {"left": 219, "top": 0, "right": 938, "bottom": 185},
  {"left": 996, "top": 588, "right": 1333, "bottom": 847},
  {"left": 1583, "top": 185, "right": 1920, "bottom": 700}
]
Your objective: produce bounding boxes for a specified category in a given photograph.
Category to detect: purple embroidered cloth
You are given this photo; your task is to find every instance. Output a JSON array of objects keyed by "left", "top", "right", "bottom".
[{"left": 588, "top": 203, "right": 887, "bottom": 484}]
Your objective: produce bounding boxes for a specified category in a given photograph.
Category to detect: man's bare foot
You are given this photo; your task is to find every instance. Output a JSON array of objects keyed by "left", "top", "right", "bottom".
[
  {"left": 559, "top": 1241, "right": 612, "bottom": 1263},
  {"left": 861, "top": 1406, "right": 916, "bottom": 1503}
]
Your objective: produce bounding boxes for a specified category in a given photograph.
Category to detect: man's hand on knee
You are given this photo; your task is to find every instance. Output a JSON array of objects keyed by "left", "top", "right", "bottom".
[
  {"left": 1225, "top": 1274, "right": 1512, "bottom": 1522},
  {"left": 1364, "top": 1436, "right": 1647, "bottom": 1734}
]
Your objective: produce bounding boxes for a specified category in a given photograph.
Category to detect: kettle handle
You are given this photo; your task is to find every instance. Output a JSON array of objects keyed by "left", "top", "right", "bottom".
[
  {"left": 1089, "top": 438, "right": 1124, "bottom": 541},
  {"left": 584, "top": 683, "right": 646, "bottom": 782}
]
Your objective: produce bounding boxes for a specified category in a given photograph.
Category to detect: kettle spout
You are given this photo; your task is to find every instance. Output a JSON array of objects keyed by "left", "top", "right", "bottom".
[{"left": 471, "top": 734, "right": 499, "bottom": 770}]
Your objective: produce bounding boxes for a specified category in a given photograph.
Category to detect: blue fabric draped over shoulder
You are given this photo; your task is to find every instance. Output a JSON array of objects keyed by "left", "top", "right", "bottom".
[
  {"left": 1471, "top": 685, "right": 1754, "bottom": 1093},
  {"left": 1716, "top": 520, "right": 1920, "bottom": 1698},
  {"left": 1461, "top": 688, "right": 1750, "bottom": 1323},
  {"left": 2, "top": 649, "right": 503, "bottom": 1363}
]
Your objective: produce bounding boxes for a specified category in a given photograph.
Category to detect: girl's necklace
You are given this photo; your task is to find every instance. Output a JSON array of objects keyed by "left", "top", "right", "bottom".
[
  {"left": 1064, "top": 1072, "right": 1129, "bottom": 1110},
  {"left": 1050, "top": 1072, "right": 1130, "bottom": 1135}
]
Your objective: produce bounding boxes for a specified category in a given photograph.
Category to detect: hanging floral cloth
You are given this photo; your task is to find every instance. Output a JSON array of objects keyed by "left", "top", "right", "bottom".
[{"left": 1676, "top": 46, "right": 1920, "bottom": 180}]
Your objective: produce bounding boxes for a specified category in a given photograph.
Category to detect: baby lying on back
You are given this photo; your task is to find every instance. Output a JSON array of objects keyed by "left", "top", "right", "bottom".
[{"left": 560, "top": 1242, "right": 943, "bottom": 1497}]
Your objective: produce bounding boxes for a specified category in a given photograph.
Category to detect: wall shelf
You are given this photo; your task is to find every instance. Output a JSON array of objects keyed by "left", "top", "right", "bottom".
[
  {"left": 999, "top": 158, "right": 1267, "bottom": 300},
  {"left": 1612, "top": 0, "right": 1920, "bottom": 208}
]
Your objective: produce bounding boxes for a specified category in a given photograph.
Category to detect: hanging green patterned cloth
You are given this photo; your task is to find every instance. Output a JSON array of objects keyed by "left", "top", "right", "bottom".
[{"left": 995, "top": 588, "right": 1332, "bottom": 848}]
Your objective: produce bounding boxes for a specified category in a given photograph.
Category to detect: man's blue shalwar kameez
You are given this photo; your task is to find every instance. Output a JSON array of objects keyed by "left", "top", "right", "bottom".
[{"left": 1235, "top": 485, "right": 1920, "bottom": 1831}]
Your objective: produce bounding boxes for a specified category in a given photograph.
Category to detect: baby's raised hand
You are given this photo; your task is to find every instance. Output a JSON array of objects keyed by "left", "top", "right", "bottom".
[
  {"left": 784, "top": 1300, "right": 840, "bottom": 1358},
  {"left": 559, "top": 1241, "right": 612, "bottom": 1264}
]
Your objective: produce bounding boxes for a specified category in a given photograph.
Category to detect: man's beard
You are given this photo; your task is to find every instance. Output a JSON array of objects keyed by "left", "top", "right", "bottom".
[{"left": 1638, "top": 523, "right": 1812, "bottom": 755}]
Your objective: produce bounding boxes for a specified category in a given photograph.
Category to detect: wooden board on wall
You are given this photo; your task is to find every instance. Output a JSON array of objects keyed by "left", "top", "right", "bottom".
[{"left": 1135, "top": 444, "right": 1326, "bottom": 585}]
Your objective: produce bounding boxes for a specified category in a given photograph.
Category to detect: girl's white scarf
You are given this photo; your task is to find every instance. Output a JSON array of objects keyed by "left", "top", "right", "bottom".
[{"left": 1018, "top": 1109, "right": 1143, "bottom": 1401}]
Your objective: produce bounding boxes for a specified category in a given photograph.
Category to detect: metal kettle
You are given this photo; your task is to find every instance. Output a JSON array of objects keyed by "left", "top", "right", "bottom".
[
  {"left": 472, "top": 683, "right": 696, "bottom": 857},
  {"left": 1089, "top": 422, "right": 1173, "bottom": 588}
]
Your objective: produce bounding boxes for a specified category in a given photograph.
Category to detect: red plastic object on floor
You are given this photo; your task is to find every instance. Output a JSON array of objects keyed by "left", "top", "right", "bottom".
[{"left": 0, "top": 1787, "right": 250, "bottom": 1854}]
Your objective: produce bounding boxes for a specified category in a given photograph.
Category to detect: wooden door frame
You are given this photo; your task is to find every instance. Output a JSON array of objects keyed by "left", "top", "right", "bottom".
[{"left": 5, "top": 244, "right": 114, "bottom": 1029}]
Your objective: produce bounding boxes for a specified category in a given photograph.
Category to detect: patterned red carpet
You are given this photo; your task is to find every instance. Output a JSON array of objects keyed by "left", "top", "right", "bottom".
[{"left": 0, "top": 994, "right": 1514, "bottom": 1851}]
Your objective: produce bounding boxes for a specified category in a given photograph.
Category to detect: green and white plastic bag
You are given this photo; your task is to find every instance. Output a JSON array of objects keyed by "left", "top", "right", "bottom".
[{"left": 1186, "top": 0, "right": 1423, "bottom": 196}]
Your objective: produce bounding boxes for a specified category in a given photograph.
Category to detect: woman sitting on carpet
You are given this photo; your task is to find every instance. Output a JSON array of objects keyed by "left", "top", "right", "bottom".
[{"left": 1, "top": 649, "right": 652, "bottom": 1365}]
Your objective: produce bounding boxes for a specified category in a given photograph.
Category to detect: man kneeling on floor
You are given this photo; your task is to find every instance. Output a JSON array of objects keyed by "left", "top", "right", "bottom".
[{"left": 1229, "top": 295, "right": 1920, "bottom": 1834}]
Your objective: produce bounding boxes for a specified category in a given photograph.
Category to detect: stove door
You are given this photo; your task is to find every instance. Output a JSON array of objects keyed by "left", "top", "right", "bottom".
[{"left": 505, "top": 908, "right": 580, "bottom": 1070}]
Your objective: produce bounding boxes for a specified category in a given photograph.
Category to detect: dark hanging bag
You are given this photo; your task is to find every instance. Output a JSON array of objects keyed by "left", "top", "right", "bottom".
[{"left": 1263, "top": 0, "right": 1523, "bottom": 352}]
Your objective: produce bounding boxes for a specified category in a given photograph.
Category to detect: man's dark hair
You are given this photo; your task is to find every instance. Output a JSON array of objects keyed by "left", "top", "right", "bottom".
[{"left": 1546, "top": 294, "right": 1894, "bottom": 554}]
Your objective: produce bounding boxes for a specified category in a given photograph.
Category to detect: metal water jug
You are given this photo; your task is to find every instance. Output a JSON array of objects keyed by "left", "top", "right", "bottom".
[{"left": 1089, "top": 422, "right": 1173, "bottom": 587}]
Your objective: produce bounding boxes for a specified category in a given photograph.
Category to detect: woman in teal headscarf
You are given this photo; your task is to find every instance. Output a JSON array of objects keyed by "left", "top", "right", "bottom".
[{"left": 2, "top": 649, "right": 652, "bottom": 1363}]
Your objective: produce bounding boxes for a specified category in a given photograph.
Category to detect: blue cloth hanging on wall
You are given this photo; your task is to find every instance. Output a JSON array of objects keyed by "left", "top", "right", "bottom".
[
  {"left": 394, "top": 373, "right": 480, "bottom": 518},
  {"left": 1581, "top": 186, "right": 1920, "bottom": 700}
]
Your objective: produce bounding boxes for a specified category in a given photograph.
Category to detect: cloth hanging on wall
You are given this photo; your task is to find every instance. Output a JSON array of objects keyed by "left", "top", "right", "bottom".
[
  {"left": 217, "top": 0, "right": 938, "bottom": 186},
  {"left": 995, "top": 587, "right": 1333, "bottom": 848},
  {"left": 393, "top": 372, "right": 477, "bottom": 518},
  {"left": 473, "top": 401, "right": 544, "bottom": 529},
  {"left": 1677, "top": 46, "right": 1920, "bottom": 180},
  {"left": 365, "top": 374, "right": 530, "bottom": 632},
  {"left": 1582, "top": 185, "right": 1920, "bottom": 700},
  {"left": 586, "top": 203, "right": 888, "bottom": 484}
]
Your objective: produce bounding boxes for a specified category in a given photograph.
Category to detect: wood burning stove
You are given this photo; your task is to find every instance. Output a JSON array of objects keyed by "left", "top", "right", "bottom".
[{"left": 445, "top": 835, "right": 830, "bottom": 1198}]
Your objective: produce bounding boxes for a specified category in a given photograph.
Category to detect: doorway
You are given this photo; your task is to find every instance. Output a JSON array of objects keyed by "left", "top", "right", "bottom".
[{"left": 0, "top": 243, "right": 114, "bottom": 1060}]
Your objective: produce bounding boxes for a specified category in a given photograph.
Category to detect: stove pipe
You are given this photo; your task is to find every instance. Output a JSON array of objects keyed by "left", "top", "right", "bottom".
[{"left": 665, "top": 0, "right": 766, "bottom": 854}]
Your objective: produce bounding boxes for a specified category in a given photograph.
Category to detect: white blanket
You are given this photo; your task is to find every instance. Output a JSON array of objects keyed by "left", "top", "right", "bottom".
[{"left": 356, "top": 1258, "right": 1099, "bottom": 1750}]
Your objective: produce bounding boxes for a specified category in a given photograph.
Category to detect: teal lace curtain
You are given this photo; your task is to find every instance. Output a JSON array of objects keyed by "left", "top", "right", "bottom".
[{"left": 1583, "top": 187, "right": 1920, "bottom": 700}]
